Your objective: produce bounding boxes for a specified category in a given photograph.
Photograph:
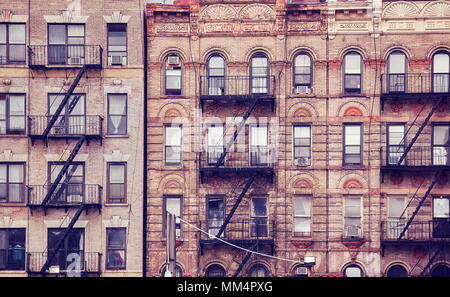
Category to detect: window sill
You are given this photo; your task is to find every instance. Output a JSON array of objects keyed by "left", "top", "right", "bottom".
[
  {"left": 0, "top": 64, "right": 27, "bottom": 68},
  {"left": 0, "top": 270, "right": 26, "bottom": 273},
  {"left": 104, "top": 203, "right": 129, "bottom": 207},
  {"left": 0, "top": 203, "right": 26, "bottom": 207},
  {"left": 339, "top": 93, "right": 369, "bottom": 98},
  {"left": 0, "top": 134, "right": 27, "bottom": 138},
  {"left": 104, "top": 134, "right": 129, "bottom": 138}
]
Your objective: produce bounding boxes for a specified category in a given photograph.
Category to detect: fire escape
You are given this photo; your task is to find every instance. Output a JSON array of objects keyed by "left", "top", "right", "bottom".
[
  {"left": 380, "top": 72, "right": 450, "bottom": 276},
  {"left": 199, "top": 75, "right": 276, "bottom": 276},
  {"left": 25, "top": 45, "right": 103, "bottom": 275}
]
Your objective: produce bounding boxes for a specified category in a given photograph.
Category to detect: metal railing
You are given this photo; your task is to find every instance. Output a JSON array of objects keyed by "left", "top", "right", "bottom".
[
  {"left": 200, "top": 219, "right": 275, "bottom": 242},
  {"left": 27, "top": 184, "right": 102, "bottom": 207},
  {"left": 27, "top": 252, "right": 102, "bottom": 274},
  {"left": 28, "top": 45, "right": 103, "bottom": 68},
  {"left": 28, "top": 115, "right": 103, "bottom": 138},
  {"left": 200, "top": 146, "right": 276, "bottom": 169},
  {"left": 200, "top": 76, "right": 276, "bottom": 99},
  {"left": 381, "top": 145, "right": 450, "bottom": 167},
  {"left": 381, "top": 219, "right": 450, "bottom": 241},
  {"left": 381, "top": 73, "right": 450, "bottom": 95}
]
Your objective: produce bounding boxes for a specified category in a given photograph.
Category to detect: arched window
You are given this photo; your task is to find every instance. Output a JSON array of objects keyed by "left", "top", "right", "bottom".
[
  {"left": 248, "top": 264, "right": 269, "bottom": 277},
  {"left": 250, "top": 53, "right": 269, "bottom": 94},
  {"left": 161, "top": 265, "right": 183, "bottom": 277},
  {"left": 205, "top": 264, "right": 226, "bottom": 277},
  {"left": 386, "top": 265, "right": 408, "bottom": 277},
  {"left": 387, "top": 51, "right": 407, "bottom": 93},
  {"left": 294, "top": 53, "right": 312, "bottom": 94},
  {"left": 432, "top": 51, "right": 450, "bottom": 93},
  {"left": 165, "top": 53, "right": 182, "bottom": 95},
  {"left": 343, "top": 51, "right": 362, "bottom": 94},
  {"left": 343, "top": 264, "right": 364, "bottom": 277},
  {"left": 207, "top": 54, "right": 226, "bottom": 96},
  {"left": 431, "top": 265, "right": 450, "bottom": 277}
]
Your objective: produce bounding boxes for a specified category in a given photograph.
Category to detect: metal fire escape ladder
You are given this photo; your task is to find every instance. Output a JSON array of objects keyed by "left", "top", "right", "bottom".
[
  {"left": 39, "top": 204, "right": 86, "bottom": 273},
  {"left": 42, "top": 65, "right": 87, "bottom": 138},
  {"left": 214, "top": 172, "right": 258, "bottom": 239},
  {"left": 214, "top": 97, "right": 260, "bottom": 168},
  {"left": 233, "top": 242, "right": 258, "bottom": 277},
  {"left": 40, "top": 136, "right": 86, "bottom": 207},
  {"left": 419, "top": 249, "right": 441, "bottom": 277},
  {"left": 398, "top": 170, "right": 443, "bottom": 240},
  {"left": 396, "top": 96, "right": 444, "bottom": 166}
]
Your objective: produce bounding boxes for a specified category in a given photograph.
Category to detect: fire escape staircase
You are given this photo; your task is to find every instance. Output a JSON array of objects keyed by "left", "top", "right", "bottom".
[{"left": 232, "top": 242, "right": 258, "bottom": 277}]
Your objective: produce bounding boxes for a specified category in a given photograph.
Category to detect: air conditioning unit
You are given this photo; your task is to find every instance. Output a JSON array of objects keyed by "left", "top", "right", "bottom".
[
  {"left": 68, "top": 57, "right": 84, "bottom": 65},
  {"left": 345, "top": 226, "right": 362, "bottom": 238},
  {"left": 294, "top": 157, "right": 310, "bottom": 166},
  {"left": 49, "top": 265, "right": 60, "bottom": 274},
  {"left": 295, "top": 85, "right": 311, "bottom": 95},
  {"left": 208, "top": 88, "right": 223, "bottom": 96},
  {"left": 296, "top": 267, "right": 308, "bottom": 276},
  {"left": 168, "top": 56, "right": 180, "bottom": 65},
  {"left": 108, "top": 55, "right": 126, "bottom": 66},
  {"left": 175, "top": 228, "right": 181, "bottom": 237}
]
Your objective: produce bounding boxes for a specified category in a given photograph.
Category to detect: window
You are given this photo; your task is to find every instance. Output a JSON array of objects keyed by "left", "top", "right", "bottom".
[
  {"left": 48, "top": 93, "right": 85, "bottom": 135},
  {"left": 386, "top": 265, "right": 408, "bottom": 277},
  {"left": 387, "top": 196, "right": 406, "bottom": 238},
  {"left": 249, "top": 264, "right": 269, "bottom": 277},
  {"left": 207, "top": 54, "right": 226, "bottom": 95},
  {"left": 0, "top": 163, "right": 24, "bottom": 203},
  {"left": 387, "top": 51, "right": 407, "bottom": 93},
  {"left": 47, "top": 228, "right": 84, "bottom": 270},
  {"left": 48, "top": 162, "right": 84, "bottom": 204},
  {"left": 433, "top": 51, "right": 450, "bottom": 93},
  {"left": 250, "top": 125, "right": 269, "bottom": 166},
  {"left": 207, "top": 124, "right": 224, "bottom": 165},
  {"left": 165, "top": 53, "right": 182, "bottom": 95},
  {"left": 343, "top": 52, "right": 362, "bottom": 94},
  {"left": 294, "top": 197, "right": 311, "bottom": 236},
  {"left": 293, "top": 53, "right": 312, "bottom": 94},
  {"left": 387, "top": 124, "right": 405, "bottom": 165},
  {"left": 107, "top": 163, "right": 126, "bottom": 203},
  {"left": 0, "top": 94, "right": 26, "bottom": 135},
  {"left": 107, "top": 24, "right": 127, "bottom": 65},
  {"left": 251, "top": 198, "right": 268, "bottom": 237},
  {"left": 163, "top": 195, "right": 181, "bottom": 237},
  {"left": 48, "top": 24, "right": 85, "bottom": 65},
  {"left": 107, "top": 94, "right": 127, "bottom": 135},
  {"left": 250, "top": 53, "right": 269, "bottom": 94},
  {"left": 433, "top": 197, "right": 450, "bottom": 238},
  {"left": 293, "top": 125, "right": 311, "bottom": 166},
  {"left": 206, "top": 195, "right": 225, "bottom": 237},
  {"left": 205, "top": 264, "right": 225, "bottom": 277},
  {"left": 0, "top": 229, "right": 25, "bottom": 270},
  {"left": 344, "top": 197, "right": 362, "bottom": 236},
  {"left": 0, "top": 24, "right": 26, "bottom": 64},
  {"left": 343, "top": 264, "right": 363, "bottom": 277},
  {"left": 165, "top": 125, "right": 182, "bottom": 166},
  {"left": 106, "top": 228, "right": 126, "bottom": 269},
  {"left": 161, "top": 265, "right": 182, "bottom": 277},
  {"left": 432, "top": 124, "right": 450, "bottom": 165},
  {"left": 343, "top": 124, "right": 362, "bottom": 165}
]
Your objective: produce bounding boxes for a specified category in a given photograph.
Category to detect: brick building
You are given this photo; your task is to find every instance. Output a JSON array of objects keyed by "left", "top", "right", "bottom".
[
  {"left": 145, "top": 0, "right": 450, "bottom": 277},
  {"left": 0, "top": 0, "right": 145, "bottom": 276}
]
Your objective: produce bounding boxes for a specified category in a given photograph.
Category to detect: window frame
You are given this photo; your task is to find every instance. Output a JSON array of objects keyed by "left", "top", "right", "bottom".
[
  {"left": 206, "top": 123, "right": 224, "bottom": 165},
  {"left": 106, "top": 162, "right": 127, "bottom": 204},
  {"left": 344, "top": 196, "right": 362, "bottom": 232},
  {"left": 106, "top": 227, "right": 126, "bottom": 270},
  {"left": 47, "top": 23, "right": 86, "bottom": 65},
  {"left": 206, "top": 195, "right": 225, "bottom": 237},
  {"left": 0, "top": 228, "right": 26, "bottom": 271},
  {"left": 343, "top": 51, "right": 362, "bottom": 94},
  {"left": 343, "top": 264, "right": 364, "bottom": 277},
  {"left": 164, "top": 124, "right": 182, "bottom": 167},
  {"left": 387, "top": 123, "right": 406, "bottom": 166},
  {"left": 250, "top": 52, "right": 269, "bottom": 95},
  {"left": 107, "top": 93, "right": 128, "bottom": 135},
  {"left": 432, "top": 50, "right": 450, "bottom": 93},
  {"left": 293, "top": 52, "right": 312, "bottom": 94},
  {"left": 164, "top": 53, "right": 183, "bottom": 95},
  {"left": 107, "top": 23, "right": 127, "bottom": 65},
  {"left": 293, "top": 124, "right": 312, "bottom": 166},
  {"left": 47, "top": 161, "right": 85, "bottom": 204},
  {"left": 249, "top": 124, "right": 269, "bottom": 166},
  {"left": 0, "top": 163, "right": 25, "bottom": 203},
  {"left": 162, "top": 195, "right": 182, "bottom": 238},
  {"left": 0, "top": 23, "right": 26, "bottom": 65},
  {"left": 343, "top": 123, "right": 362, "bottom": 166},
  {"left": 0, "top": 93, "right": 26, "bottom": 135},
  {"left": 387, "top": 51, "right": 407, "bottom": 93},
  {"left": 293, "top": 196, "right": 311, "bottom": 237},
  {"left": 47, "top": 93, "right": 86, "bottom": 135},
  {"left": 47, "top": 228, "right": 85, "bottom": 270},
  {"left": 432, "top": 123, "right": 450, "bottom": 166},
  {"left": 206, "top": 54, "right": 226, "bottom": 95}
]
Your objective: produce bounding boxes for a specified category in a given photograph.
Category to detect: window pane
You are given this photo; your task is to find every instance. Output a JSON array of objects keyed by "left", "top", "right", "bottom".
[
  {"left": 345, "top": 125, "right": 361, "bottom": 145},
  {"left": 0, "top": 230, "right": 6, "bottom": 249},
  {"left": 67, "top": 25, "right": 84, "bottom": 38},
  {"left": 345, "top": 53, "right": 361, "bottom": 74},
  {"left": 48, "top": 25, "right": 66, "bottom": 44},
  {"left": 433, "top": 126, "right": 450, "bottom": 146},
  {"left": 8, "top": 25, "right": 25, "bottom": 44},
  {"left": 294, "top": 126, "right": 310, "bottom": 138},
  {"left": 252, "top": 198, "right": 267, "bottom": 217},
  {"left": 295, "top": 54, "right": 311, "bottom": 68},
  {"left": 295, "top": 197, "right": 310, "bottom": 216},
  {"left": 109, "top": 164, "right": 125, "bottom": 183},
  {"left": 252, "top": 57, "right": 268, "bottom": 68},
  {"left": 434, "top": 53, "right": 449, "bottom": 73},
  {"left": 165, "top": 126, "right": 181, "bottom": 146},
  {"left": 166, "top": 197, "right": 181, "bottom": 217},
  {"left": 251, "top": 126, "right": 268, "bottom": 146},
  {"left": 8, "top": 165, "right": 23, "bottom": 183},
  {"left": 8, "top": 44, "right": 25, "bottom": 62},
  {"left": 388, "top": 125, "right": 405, "bottom": 145},
  {"left": 0, "top": 25, "right": 6, "bottom": 43},
  {"left": 434, "top": 198, "right": 450, "bottom": 218},
  {"left": 166, "top": 70, "right": 181, "bottom": 89},
  {"left": 295, "top": 217, "right": 311, "bottom": 233},
  {"left": 108, "top": 229, "right": 125, "bottom": 249},
  {"left": 209, "top": 56, "right": 225, "bottom": 70},
  {"left": 389, "top": 52, "right": 406, "bottom": 74},
  {"left": 0, "top": 165, "right": 6, "bottom": 183},
  {"left": 345, "top": 266, "right": 362, "bottom": 277},
  {"left": 389, "top": 197, "right": 404, "bottom": 218},
  {"left": 207, "top": 125, "right": 223, "bottom": 146},
  {"left": 345, "top": 197, "right": 361, "bottom": 217},
  {"left": 107, "top": 250, "right": 125, "bottom": 267}
]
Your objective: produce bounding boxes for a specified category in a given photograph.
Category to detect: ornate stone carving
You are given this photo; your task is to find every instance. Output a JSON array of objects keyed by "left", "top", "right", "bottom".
[
  {"left": 200, "top": 4, "right": 238, "bottom": 21},
  {"left": 239, "top": 4, "right": 275, "bottom": 21},
  {"left": 423, "top": 2, "right": 450, "bottom": 17},
  {"left": 383, "top": 2, "right": 419, "bottom": 19}
]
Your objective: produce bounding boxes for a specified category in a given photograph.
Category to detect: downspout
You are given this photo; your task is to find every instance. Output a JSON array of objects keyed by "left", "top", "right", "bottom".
[{"left": 143, "top": 6, "right": 148, "bottom": 278}]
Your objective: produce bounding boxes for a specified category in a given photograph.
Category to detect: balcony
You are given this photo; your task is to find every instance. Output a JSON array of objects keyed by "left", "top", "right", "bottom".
[
  {"left": 199, "top": 147, "right": 275, "bottom": 181},
  {"left": 381, "top": 145, "right": 450, "bottom": 171},
  {"left": 381, "top": 219, "right": 450, "bottom": 243},
  {"left": 200, "top": 219, "right": 275, "bottom": 247},
  {"left": 28, "top": 115, "right": 103, "bottom": 141},
  {"left": 199, "top": 76, "right": 275, "bottom": 110},
  {"left": 27, "top": 252, "right": 102, "bottom": 275},
  {"left": 27, "top": 184, "right": 102, "bottom": 209},
  {"left": 28, "top": 45, "right": 103, "bottom": 69}
]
